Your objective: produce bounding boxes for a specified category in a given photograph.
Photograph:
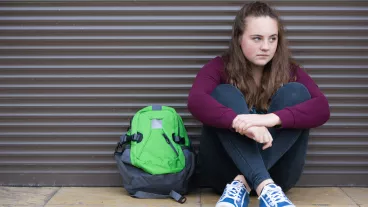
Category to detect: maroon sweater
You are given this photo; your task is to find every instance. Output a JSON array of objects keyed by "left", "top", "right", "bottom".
[{"left": 187, "top": 56, "right": 330, "bottom": 129}]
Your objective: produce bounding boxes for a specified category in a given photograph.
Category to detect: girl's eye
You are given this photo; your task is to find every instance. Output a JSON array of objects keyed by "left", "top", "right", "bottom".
[
  {"left": 270, "top": 37, "right": 277, "bottom": 42},
  {"left": 253, "top": 37, "right": 261, "bottom": 41}
]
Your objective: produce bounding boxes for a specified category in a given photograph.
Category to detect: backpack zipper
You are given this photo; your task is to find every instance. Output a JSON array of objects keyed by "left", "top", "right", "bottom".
[{"left": 163, "top": 133, "right": 179, "bottom": 157}]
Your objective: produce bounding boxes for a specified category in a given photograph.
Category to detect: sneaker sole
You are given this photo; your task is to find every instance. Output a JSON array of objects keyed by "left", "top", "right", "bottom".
[{"left": 215, "top": 202, "right": 236, "bottom": 207}]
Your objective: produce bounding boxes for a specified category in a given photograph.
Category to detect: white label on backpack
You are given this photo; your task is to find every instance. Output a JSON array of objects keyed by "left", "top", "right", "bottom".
[{"left": 151, "top": 119, "right": 163, "bottom": 129}]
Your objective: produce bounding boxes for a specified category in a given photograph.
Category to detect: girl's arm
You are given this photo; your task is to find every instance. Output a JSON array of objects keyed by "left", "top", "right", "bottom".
[
  {"left": 273, "top": 67, "right": 330, "bottom": 128},
  {"left": 187, "top": 57, "right": 237, "bottom": 128}
]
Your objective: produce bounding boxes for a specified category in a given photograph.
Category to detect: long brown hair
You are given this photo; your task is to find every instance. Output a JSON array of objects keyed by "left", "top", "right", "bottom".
[{"left": 224, "top": 1, "right": 294, "bottom": 111}]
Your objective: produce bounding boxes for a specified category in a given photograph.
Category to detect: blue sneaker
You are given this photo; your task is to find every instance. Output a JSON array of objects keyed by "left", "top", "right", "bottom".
[
  {"left": 215, "top": 180, "right": 249, "bottom": 207},
  {"left": 259, "top": 184, "right": 295, "bottom": 207}
]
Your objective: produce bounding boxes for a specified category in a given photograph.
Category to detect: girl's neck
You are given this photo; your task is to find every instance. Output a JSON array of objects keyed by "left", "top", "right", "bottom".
[{"left": 251, "top": 65, "right": 264, "bottom": 87}]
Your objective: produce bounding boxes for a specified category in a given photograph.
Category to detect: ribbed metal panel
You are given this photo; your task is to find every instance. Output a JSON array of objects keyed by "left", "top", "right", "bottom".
[{"left": 0, "top": 0, "right": 367, "bottom": 187}]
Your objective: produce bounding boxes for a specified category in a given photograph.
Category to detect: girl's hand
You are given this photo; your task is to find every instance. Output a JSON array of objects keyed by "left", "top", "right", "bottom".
[
  {"left": 232, "top": 113, "right": 281, "bottom": 130},
  {"left": 240, "top": 126, "right": 273, "bottom": 150}
]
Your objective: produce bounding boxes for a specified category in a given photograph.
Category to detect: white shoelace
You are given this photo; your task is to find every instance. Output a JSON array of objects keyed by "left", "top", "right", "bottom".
[
  {"left": 224, "top": 182, "right": 244, "bottom": 202},
  {"left": 262, "top": 185, "right": 292, "bottom": 206}
]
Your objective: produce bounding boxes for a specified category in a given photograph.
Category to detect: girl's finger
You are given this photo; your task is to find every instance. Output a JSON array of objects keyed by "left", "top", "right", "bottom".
[
  {"left": 256, "top": 132, "right": 264, "bottom": 143},
  {"left": 267, "top": 131, "right": 273, "bottom": 142},
  {"left": 262, "top": 141, "right": 272, "bottom": 150},
  {"left": 233, "top": 117, "right": 240, "bottom": 126},
  {"left": 263, "top": 133, "right": 269, "bottom": 143},
  {"left": 234, "top": 119, "right": 243, "bottom": 129},
  {"left": 244, "top": 123, "right": 253, "bottom": 131},
  {"left": 238, "top": 121, "right": 247, "bottom": 131}
]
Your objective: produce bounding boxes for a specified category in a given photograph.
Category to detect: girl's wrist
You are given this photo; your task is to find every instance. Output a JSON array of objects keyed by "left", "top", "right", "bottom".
[{"left": 268, "top": 113, "right": 281, "bottom": 126}]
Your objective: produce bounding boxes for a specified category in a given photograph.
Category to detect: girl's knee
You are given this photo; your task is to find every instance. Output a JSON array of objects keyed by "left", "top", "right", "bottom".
[
  {"left": 211, "top": 84, "right": 243, "bottom": 99},
  {"left": 211, "top": 84, "right": 248, "bottom": 113},
  {"left": 269, "top": 83, "right": 311, "bottom": 111},
  {"left": 276, "top": 82, "right": 311, "bottom": 102}
]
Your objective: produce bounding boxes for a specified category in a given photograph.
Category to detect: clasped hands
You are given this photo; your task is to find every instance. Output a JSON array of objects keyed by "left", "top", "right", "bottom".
[{"left": 231, "top": 113, "right": 281, "bottom": 150}]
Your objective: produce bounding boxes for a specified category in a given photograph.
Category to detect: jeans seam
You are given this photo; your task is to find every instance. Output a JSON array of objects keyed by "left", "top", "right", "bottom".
[
  {"left": 226, "top": 134, "right": 271, "bottom": 189},
  {"left": 226, "top": 135, "right": 255, "bottom": 178},
  {"left": 224, "top": 133, "right": 271, "bottom": 188}
]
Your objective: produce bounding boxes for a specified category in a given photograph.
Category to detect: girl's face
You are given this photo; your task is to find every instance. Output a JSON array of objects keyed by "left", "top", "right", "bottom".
[{"left": 240, "top": 16, "right": 279, "bottom": 68}]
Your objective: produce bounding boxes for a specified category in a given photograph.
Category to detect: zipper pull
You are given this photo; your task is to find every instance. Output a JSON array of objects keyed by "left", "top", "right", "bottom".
[
  {"left": 164, "top": 135, "right": 170, "bottom": 144},
  {"left": 163, "top": 133, "right": 179, "bottom": 157}
]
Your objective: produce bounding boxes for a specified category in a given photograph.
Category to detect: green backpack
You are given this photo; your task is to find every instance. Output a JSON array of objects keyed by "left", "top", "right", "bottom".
[{"left": 114, "top": 105, "right": 195, "bottom": 203}]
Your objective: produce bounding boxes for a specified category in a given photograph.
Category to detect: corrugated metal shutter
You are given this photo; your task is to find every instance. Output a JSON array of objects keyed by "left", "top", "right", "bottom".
[{"left": 0, "top": 0, "right": 367, "bottom": 187}]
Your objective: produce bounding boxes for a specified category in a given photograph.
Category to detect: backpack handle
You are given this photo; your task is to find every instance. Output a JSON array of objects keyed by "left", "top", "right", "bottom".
[{"left": 131, "top": 190, "right": 187, "bottom": 204}]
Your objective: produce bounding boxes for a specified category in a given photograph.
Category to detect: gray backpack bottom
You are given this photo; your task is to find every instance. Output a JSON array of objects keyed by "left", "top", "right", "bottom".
[{"left": 114, "top": 148, "right": 196, "bottom": 203}]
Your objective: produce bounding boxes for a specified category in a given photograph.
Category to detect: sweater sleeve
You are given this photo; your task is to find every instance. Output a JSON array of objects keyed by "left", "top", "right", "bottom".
[
  {"left": 187, "top": 57, "right": 237, "bottom": 129},
  {"left": 273, "top": 67, "right": 330, "bottom": 128}
]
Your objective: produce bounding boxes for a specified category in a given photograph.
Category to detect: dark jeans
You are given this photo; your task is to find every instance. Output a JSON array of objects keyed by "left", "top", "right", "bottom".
[{"left": 199, "top": 83, "right": 311, "bottom": 194}]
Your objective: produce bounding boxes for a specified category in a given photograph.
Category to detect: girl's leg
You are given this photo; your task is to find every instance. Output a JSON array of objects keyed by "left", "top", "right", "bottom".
[
  {"left": 260, "top": 82, "right": 311, "bottom": 170},
  {"left": 268, "top": 129, "right": 309, "bottom": 192},
  {"left": 261, "top": 82, "right": 312, "bottom": 191},
  {"left": 254, "top": 82, "right": 311, "bottom": 207},
  {"left": 207, "top": 84, "right": 271, "bottom": 190},
  {"left": 208, "top": 84, "right": 268, "bottom": 207},
  {"left": 199, "top": 124, "right": 241, "bottom": 194}
]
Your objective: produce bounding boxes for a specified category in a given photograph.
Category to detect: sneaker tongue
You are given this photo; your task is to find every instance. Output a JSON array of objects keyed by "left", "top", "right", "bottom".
[
  {"left": 231, "top": 180, "right": 242, "bottom": 186},
  {"left": 260, "top": 183, "right": 277, "bottom": 196}
]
